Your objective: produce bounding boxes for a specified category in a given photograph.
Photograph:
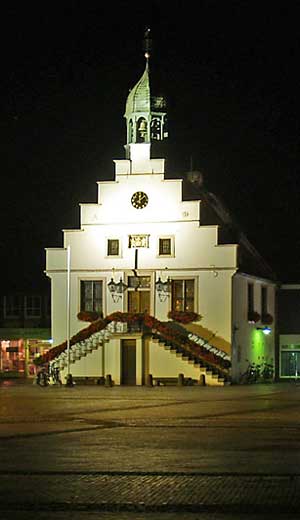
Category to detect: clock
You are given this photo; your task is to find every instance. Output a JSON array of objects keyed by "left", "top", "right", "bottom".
[{"left": 131, "top": 191, "right": 149, "bottom": 209}]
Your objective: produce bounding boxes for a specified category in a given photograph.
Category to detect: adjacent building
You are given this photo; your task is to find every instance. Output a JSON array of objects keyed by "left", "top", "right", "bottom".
[
  {"left": 278, "top": 285, "right": 300, "bottom": 379},
  {"left": 0, "top": 290, "right": 51, "bottom": 378}
]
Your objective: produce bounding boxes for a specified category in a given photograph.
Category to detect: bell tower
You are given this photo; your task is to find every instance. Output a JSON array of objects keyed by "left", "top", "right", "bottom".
[{"left": 124, "top": 29, "right": 168, "bottom": 161}]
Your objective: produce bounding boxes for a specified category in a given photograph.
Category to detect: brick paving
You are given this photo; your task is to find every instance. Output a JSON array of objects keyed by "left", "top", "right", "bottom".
[
  {"left": 1, "top": 383, "right": 300, "bottom": 517},
  {"left": 1, "top": 471, "right": 300, "bottom": 513}
]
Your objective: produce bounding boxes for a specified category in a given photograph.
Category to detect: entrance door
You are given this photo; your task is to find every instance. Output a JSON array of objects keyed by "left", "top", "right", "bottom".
[
  {"left": 128, "top": 291, "right": 150, "bottom": 313},
  {"left": 121, "top": 339, "right": 136, "bottom": 385}
]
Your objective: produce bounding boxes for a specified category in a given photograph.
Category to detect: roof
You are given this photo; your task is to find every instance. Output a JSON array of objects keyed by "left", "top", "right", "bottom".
[
  {"left": 182, "top": 175, "right": 277, "bottom": 282},
  {"left": 125, "top": 62, "right": 151, "bottom": 117}
]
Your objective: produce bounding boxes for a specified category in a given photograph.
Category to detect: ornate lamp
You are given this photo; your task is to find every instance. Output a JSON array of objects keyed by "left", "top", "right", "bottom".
[
  {"left": 155, "top": 276, "right": 171, "bottom": 302},
  {"left": 108, "top": 277, "right": 128, "bottom": 303}
]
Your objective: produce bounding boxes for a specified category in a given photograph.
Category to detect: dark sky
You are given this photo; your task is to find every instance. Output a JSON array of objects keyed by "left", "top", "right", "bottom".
[{"left": 1, "top": 1, "right": 300, "bottom": 291}]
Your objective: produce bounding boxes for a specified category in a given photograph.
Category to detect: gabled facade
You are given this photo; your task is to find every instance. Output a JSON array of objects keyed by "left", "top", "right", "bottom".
[{"left": 44, "top": 50, "right": 276, "bottom": 385}]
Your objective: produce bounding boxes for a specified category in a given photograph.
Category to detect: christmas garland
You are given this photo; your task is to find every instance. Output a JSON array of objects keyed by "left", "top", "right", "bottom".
[
  {"left": 77, "top": 311, "right": 102, "bottom": 322},
  {"left": 35, "top": 312, "right": 230, "bottom": 374},
  {"left": 167, "top": 310, "right": 201, "bottom": 323},
  {"left": 261, "top": 313, "right": 273, "bottom": 325},
  {"left": 248, "top": 311, "right": 261, "bottom": 323}
]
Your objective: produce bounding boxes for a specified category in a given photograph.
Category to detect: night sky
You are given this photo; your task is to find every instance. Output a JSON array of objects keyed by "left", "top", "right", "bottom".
[{"left": 1, "top": 2, "right": 300, "bottom": 291}]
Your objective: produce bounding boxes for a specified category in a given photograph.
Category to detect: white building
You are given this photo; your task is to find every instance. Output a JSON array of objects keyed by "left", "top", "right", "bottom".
[{"left": 43, "top": 52, "right": 277, "bottom": 385}]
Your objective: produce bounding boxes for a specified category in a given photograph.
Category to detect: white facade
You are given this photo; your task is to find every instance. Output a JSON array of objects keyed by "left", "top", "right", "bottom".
[{"left": 45, "top": 58, "right": 276, "bottom": 385}]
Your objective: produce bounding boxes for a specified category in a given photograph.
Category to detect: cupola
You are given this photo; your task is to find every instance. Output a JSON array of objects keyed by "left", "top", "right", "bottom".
[{"left": 124, "top": 29, "right": 168, "bottom": 160}]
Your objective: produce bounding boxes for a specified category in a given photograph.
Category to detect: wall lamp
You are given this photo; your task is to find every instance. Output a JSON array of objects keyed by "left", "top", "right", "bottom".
[
  {"left": 155, "top": 276, "right": 172, "bottom": 302},
  {"left": 256, "top": 326, "right": 272, "bottom": 336}
]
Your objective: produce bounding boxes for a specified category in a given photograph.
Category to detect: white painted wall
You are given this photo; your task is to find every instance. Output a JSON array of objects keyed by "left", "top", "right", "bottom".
[{"left": 232, "top": 273, "right": 276, "bottom": 382}]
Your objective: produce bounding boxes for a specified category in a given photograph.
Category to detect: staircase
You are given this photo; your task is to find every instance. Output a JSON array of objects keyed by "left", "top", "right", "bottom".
[
  {"left": 36, "top": 312, "right": 231, "bottom": 385},
  {"left": 150, "top": 334, "right": 227, "bottom": 386}
]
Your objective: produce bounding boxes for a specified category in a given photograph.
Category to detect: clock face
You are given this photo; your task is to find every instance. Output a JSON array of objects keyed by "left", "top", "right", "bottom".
[{"left": 131, "top": 191, "right": 149, "bottom": 209}]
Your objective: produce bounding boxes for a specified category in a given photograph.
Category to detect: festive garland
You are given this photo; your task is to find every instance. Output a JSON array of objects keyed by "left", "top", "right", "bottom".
[
  {"left": 34, "top": 312, "right": 231, "bottom": 374},
  {"left": 77, "top": 311, "right": 102, "bottom": 322},
  {"left": 187, "top": 332, "right": 230, "bottom": 362},
  {"left": 261, "top": 313, "right": 273, "bottom": 325},
  {"left": 167, "top": 310, "right": 201, "bottom": 323},
  {"left": 248, "top": 311, "right": 261, "bottom": 323}
]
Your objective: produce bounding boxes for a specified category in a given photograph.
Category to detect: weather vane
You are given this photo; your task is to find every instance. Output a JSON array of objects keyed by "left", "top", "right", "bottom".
[{"left": 144, "top": 27, "right": 152, "bottom": 60}]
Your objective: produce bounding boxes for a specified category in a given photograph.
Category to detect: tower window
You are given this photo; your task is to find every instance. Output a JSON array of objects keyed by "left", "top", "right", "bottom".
[
  {"left": 137, "top": 117, "right": 147, "bottom": 142},
  {"left": 151, "top": 118, "right": 161, "bottom": 140}
]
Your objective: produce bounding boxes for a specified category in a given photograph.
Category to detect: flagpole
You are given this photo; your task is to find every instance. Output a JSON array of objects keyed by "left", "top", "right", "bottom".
[{"left": 66, "top": 244, "right": 71, "bottom": 378}]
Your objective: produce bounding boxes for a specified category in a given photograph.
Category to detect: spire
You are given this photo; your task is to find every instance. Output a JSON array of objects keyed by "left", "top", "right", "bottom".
[
  {"left": 143, "top": 27, "right": 152, "bottom": 61},
  {"left": 124, "top": 30, "right": 168, "bottom": 159}
]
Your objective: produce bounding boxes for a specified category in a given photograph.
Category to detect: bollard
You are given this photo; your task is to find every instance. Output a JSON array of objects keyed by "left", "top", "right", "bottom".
[
  {"left": 177, "top": 373, "right": 184, "bottom": 386},
  {"left": 199, "top": 374, "right": 206, "bottom": 386},
  {"left": 105, "top": 374, "right": 113, "bottom": 387},
  {"left": 146, "top": 374, "right": 153, "bottom": 387},
  {"left": 65, "top": 373, "right": 74, "bottom": 387}
]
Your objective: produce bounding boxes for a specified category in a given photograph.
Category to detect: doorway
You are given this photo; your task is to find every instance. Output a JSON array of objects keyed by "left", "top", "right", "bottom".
[
  {"left": 127, "top": 275, "right": 151, "bottom": 313},
  {"left": 121, "top": 339, "right": 136, "bottom": 385},
  {"left": 281, "top": 349, "right": 300, "bottom": 378},
  {"left": 128, "top": 291, "right": 150, "bottom": 313}
]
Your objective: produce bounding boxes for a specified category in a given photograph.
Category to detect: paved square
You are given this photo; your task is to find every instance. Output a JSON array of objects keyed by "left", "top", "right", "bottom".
[{"left": 0, "top": 381, "right": 299, "bottom": 517}]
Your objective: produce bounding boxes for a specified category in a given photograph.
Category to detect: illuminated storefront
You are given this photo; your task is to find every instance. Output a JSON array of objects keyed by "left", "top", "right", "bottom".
[
  {"left": 278, "top": 285, "right": 300, "bottom": 380},
  {"left": 0, "top": 336, "right": 51, "bottom": 377}
]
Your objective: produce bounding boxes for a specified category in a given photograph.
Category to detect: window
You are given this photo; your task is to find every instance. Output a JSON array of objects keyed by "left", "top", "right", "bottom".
[
  {"left": 248, "top": 283, "right": 254, "bottom": 314},
  {"left": 261, "top": 286, "right": 268, "bottom": 316},
  {"left": 172, "top": 280, "right": 195, "bottom": 312},
  {"left": 4, "top": 295, "right": 21, "bottom": 318},
  {"left": 127, "top": 276, "right": 150, "bottom": 289},
  {"left": 107, "top": 239, "right": 120, "bottom": 256},
  {"left": 80, "top": 281, "right": 103, "bottom": 313},
  {"left": 25, "top": 296, "right": 41, "bottom": 317},
  {"left": 159, "top": 238, "right": 171, "bottom": 256}
]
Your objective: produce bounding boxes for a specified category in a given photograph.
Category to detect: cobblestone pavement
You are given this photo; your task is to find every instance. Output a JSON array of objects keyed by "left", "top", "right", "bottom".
[{"left": 1, "top": 381, "right": 300, "bottom": 518}]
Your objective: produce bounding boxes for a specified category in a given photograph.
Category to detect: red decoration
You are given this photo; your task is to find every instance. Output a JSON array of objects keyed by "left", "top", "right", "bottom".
[
  {"left": 261, "top": 313, "right": 273, "bottom": 325},
  {"left": 248, "top": 311, "right": 261, "bottom": 323},
  {"left": 77, "top": 311, "right": 101, "bottom": 322},
  {"left": 167, "top": 311, "right": 201, "bottom": 323},
  {"left": 35, "top": 312, "right": 230, "bottom": 376}
]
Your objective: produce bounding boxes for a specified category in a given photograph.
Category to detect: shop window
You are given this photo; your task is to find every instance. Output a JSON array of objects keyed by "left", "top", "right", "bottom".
[
  {"left": 172, "top": 279, "right": 195, "bottom": 312},
  {"left": 107, "top": 239, "right": 120, "bottom": 257},
  {"left": 25, "top": 296, "right": 41, "bottom": 317},
  {"left": 80, "top": 281, "right": 103, "bottom": 313}
]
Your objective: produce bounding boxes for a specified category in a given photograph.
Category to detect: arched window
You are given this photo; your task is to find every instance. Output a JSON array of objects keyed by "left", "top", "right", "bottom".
[
  {"left": 151, "top": 118, "right": 161, "bottom": 140},
  {"left": 128, "top": 119, "right": 133, "bottom": 143},
  {"left": 137, "top": 117, "right": 147, "bottom": 142}
]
